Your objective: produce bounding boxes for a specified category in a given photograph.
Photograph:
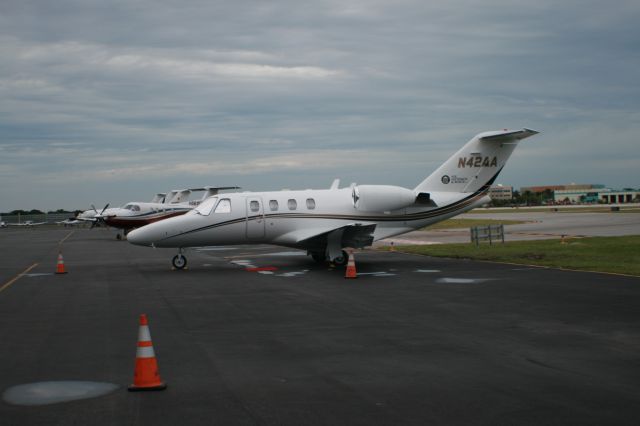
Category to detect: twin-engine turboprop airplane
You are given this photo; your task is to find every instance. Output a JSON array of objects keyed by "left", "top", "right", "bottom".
[
  {"left": 127, "top": 129, "right": 538, "bottom": 269},
  {"left": 97, "top": 186, "right": 239, "bottom": 238}
]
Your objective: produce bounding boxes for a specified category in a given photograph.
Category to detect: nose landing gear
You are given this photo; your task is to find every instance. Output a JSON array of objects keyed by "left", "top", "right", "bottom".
[{"left": 172, "top": 249, "right": 187, "bottom": 270}]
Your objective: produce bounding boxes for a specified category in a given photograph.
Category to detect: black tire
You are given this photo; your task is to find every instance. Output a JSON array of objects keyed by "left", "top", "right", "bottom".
[
  {"left": 311, "top": 252, "right": 325, "bottom": 263},
  {"left": 116, "top": 233, "right": 122, "bottom": 240},
  {"left": 172, "top": 254, "right": 187, "bottom": 270},
  {"left": 333, "top": 250, "right": 349, "bottom": 266}
]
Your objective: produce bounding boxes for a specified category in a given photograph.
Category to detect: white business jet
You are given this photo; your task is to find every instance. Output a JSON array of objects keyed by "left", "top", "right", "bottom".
[{"left": 128, "top": 129, "right": 538, "bottom": 269}]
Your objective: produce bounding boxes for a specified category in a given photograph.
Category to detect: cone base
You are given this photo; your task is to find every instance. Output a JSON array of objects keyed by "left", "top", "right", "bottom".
[
  {"left": 127, "top": 383, "right": 167, "bottom": 392},
  {"left": 55, "top": 271, "right": 68, "bottom": 274}
]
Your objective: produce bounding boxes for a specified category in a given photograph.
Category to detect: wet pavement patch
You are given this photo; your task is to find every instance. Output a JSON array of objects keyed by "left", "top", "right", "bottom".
[{"left": 3, "top": 381, "right": 119, "bottom": 406}]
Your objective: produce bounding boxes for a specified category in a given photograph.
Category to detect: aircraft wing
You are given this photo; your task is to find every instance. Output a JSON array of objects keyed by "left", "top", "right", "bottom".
[
  {"left": 274, "top": 223, "right": 377, "bottom": 250},
  {"left": 76, "top": 217, "right": 97, "bottom": 222}
]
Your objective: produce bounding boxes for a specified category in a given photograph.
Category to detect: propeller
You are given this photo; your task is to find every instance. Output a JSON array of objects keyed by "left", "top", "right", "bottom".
[{"left": 90, "top": 203, "right": 110, "bottom": 229}]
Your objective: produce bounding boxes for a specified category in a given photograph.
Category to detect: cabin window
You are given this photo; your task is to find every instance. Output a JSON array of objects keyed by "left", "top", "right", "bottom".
[
  {"left": 193, "top": 196, "right": 218, "bottom": 216},
  {"left": 269, "top": 200, "right": 279, "bottom": 211},
  {"left": 214, "top": 198, "right": 232, "bottom": 213},
  {"left": 249, "top": 200, "right": 260, "bottom": 212},
  {"left": 288, "top": 199, "right": 297, "bottom": 210},
  {"left": 306, "top": 198, "right": 316, "bottom": 210}
]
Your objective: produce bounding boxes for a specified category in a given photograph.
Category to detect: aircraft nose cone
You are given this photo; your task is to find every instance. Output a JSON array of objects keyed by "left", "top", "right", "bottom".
[{"left": 127, "top": 227, "right": 151, "bottom": 246}]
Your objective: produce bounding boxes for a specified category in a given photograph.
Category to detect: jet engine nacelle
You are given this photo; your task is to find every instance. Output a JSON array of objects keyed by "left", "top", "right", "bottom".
[{"left": 352, "top": 185, "right": 417, "bottom": 212}]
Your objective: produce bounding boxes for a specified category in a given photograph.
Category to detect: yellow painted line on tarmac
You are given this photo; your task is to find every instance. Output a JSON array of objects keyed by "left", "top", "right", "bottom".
[
  {"left": 0, "top": 263, "right": 39, "bottom": 295},
  {"left": 59, "top": 230, "right": 75, "bottom": 245}
]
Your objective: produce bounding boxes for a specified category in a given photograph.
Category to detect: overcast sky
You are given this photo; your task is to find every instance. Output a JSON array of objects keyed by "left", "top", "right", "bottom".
[{"left": 1, "top": 0, "right": 638, "bottom": 210}]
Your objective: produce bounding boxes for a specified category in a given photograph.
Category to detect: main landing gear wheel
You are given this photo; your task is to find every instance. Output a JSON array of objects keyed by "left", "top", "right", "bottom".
[
  {"left": 311, "top": 252, "right": 325, "bottom": 263},
  {"left": 332, "top": 250, "right": 349, "bottom": 267},
  {"left": 172, "top": 254, "right": 187, "bottom": 270}
]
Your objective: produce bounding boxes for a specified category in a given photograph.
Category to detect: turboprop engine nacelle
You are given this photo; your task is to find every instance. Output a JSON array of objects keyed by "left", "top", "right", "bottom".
[{"left": 352, "top": 185, "right": 417, "bottom": 212}]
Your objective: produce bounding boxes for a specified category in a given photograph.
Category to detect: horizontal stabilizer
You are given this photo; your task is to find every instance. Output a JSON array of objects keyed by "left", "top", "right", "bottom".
[
  {"left": 479, "top": 128, "right": 539, "bottom": 143},
  {"left": 190, "top": 186, "right": 241, "bottom": 192}
]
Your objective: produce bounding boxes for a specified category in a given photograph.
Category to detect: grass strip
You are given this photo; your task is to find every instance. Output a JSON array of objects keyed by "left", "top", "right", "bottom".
[{"left": 389, "top": 235, "right": 640, "bottom": 276}]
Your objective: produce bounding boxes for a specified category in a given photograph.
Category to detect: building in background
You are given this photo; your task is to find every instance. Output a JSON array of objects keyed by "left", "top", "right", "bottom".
[
  {"left": 599, "top": 190, "right": 640, "bottom": 204},
  {"left": 517, "top": 184, "right": 640, "bottom": 204},
  {"left": 489, "top": 185, "right": 513, "bottom": 200}
]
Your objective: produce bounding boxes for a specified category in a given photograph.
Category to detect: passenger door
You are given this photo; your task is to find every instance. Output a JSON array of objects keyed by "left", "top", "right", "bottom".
[{"left": 246, "top": 197, "right": 265, "bottom": 239}]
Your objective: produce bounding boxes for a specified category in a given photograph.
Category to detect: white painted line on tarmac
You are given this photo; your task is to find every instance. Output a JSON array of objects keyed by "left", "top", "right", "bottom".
[{"left": 357, "top": 272, "right": 397, "bottom": 277}]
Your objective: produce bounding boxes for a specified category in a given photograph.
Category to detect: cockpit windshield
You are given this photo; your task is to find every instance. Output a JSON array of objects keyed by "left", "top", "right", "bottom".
[
  {"left": 192, "top": 196, "right": 218, "bottom": 216},
  {"left": 123, "top": 204, "right": 141, "bottom": 212}
]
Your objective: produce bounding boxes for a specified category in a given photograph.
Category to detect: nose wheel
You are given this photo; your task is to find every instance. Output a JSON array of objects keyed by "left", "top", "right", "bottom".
[{"left": 172, "top": 253, "right": 187, "bottom": 270}]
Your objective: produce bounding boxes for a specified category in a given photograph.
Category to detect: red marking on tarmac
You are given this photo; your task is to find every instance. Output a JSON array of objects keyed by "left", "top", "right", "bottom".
[{"left": 246, "top": 266, "right": 278, "bottom": 272}]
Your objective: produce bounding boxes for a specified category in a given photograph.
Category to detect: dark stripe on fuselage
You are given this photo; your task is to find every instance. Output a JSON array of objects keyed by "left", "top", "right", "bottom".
[{"left": 105, "top": 210, "right": 189, "bottom": 229}]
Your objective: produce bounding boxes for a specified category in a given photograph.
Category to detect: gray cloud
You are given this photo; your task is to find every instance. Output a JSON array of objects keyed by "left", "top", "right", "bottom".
[{"left": 1, "top": 0, "right": 639, "bottom": 209}]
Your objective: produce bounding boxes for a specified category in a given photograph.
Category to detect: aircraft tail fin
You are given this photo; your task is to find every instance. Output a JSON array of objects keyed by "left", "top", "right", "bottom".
[
  {"left": 196, "top": 186, "right": 241, "bottom": 201},
  {"left": 151, "top": 193, "right": 167, "bottom": 203},
  {"left": 414, "top": 129, "right": 538, "bottom": 194}
]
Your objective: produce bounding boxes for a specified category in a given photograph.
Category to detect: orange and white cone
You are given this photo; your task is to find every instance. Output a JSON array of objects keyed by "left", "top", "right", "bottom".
[
  {"left": 128, "top": 314, "right": 167, "bottom": 391},
  {"left": 55, "top": 252, "right": 67, "bottom": 274},
  {"left": 344, "top": 249, "right": 357, "bottom": 279}
]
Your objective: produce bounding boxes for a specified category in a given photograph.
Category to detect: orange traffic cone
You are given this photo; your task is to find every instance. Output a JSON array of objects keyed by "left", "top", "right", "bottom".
[
  {"left": 55, "top": 252, "right": 67, "bottom": 274},
  {"left": 128, "top": 314, "right": 167, "bottom": 391},
  {"left": 344, "top": 249, "right": 357, "bottom": 279}
]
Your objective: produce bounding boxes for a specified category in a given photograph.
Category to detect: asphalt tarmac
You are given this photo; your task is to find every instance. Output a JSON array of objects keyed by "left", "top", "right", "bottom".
[{"left": 1, "top": 227, "right": 639, "bottom": 425}]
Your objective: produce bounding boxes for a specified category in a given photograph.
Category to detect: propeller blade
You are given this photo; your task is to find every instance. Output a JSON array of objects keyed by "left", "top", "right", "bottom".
[
  {"left": 91, "top": 204, "right": 98, "bottom": 214},
  {"left": 100, "top": 203, "right": 110, "bottom": 215}
]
